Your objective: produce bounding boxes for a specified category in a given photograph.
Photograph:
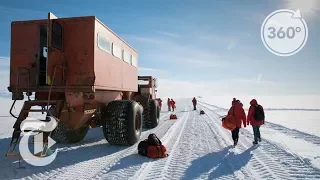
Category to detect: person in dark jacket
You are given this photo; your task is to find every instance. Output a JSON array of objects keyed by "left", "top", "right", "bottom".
[
  {"left": 192, "top": 97, "right": 197, "bottom": 110},
  {"left": 247, "top": 99, "right": 264, "bottom": 144}
]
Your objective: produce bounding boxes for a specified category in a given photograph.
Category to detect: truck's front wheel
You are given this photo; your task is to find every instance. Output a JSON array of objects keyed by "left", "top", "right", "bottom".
[{"left": 102, "top": 100, "right": 143, "bottom": 145}]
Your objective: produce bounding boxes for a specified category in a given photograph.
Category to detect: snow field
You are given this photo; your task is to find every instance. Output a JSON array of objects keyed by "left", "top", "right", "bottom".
[
  {"left": 198, "top": 102, "right": 320, "bottom": 179},
  {"left": 1, "top": 98, "right": 320, "bottom": 179}
]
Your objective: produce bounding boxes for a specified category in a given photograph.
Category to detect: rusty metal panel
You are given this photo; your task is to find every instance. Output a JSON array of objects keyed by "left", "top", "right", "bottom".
[
  {"left": 10, "top": 21, "right": 46, "bottom": 89},
  {"left": 94, "top": 19, "right": 138, "bottom": 92},
  {"left": 63, "top": 17, "right": 95, "bottom": 88}
]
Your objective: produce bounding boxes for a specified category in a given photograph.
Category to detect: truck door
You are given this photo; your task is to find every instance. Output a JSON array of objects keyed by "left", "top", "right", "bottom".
[{"left": 46, "top": 12, "right": 64, "bottom": 86}]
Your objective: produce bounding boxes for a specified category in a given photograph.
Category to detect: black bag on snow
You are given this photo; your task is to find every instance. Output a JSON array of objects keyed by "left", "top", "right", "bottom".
[
  {"left": 147, "top": 133, "right": 162, "bottom": 146},
  {"left": 253, "top": 105, "right": 265, "bottom": 121},
  {"left": 138, "top": 139, "right": 149, "bottom": 156}
]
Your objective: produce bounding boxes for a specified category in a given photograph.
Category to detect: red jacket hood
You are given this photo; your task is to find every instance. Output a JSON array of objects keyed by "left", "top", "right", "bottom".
[{"left": 250, "top": 99, "right": 258, "bottom": 105}]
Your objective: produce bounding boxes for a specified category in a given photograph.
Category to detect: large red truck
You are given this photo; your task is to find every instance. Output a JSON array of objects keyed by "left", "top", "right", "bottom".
[{"left": 6, "top": 12, "right": 160, "bottom": 156}]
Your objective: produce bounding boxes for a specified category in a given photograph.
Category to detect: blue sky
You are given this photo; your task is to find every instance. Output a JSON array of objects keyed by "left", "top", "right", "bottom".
[{"left": 0, "top": 0, "right": 319, "bottom": 97}]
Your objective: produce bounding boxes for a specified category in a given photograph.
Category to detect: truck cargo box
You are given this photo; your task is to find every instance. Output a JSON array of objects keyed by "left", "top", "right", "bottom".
[{"left": 9, "top": 14, "right": 138, "bottom": 96}]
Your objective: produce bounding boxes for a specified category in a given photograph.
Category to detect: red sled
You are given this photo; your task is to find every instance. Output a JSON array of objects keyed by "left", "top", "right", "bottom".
[{"left": 170, "top": 114, "right": 177, "bottom": 120}]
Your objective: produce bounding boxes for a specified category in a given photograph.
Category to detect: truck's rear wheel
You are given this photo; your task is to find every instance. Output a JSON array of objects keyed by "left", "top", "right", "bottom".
[
  {"left": 102, "top": 100, "right": 143, "bottom": 145},
  {"left": 156, "top": 103, "right": 160, "bottom": 119},
  {"left": 50, "top": 121, "right": 89, "bottom": 144},
  {"left": 143, "top": 99, "right": 159, "bottom": 128},
  {"left": 48, "top": 106, "right": 89, "bottom": 144}
]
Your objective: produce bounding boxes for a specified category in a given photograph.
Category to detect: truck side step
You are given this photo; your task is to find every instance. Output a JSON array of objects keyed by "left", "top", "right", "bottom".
[{"left": 23, "top": 109, "right": 50, "bottom": 113}]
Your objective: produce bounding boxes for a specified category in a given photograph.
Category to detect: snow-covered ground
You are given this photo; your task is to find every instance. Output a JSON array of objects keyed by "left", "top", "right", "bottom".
[
  {"left": 198, "top": 97, "right": 320, "bottom": 171},
  {"left": 198, "top": 95, "right": 320, "bottom": 109},
  {"left": 0, "top": 97, "right": 320, "bottom": 179}
]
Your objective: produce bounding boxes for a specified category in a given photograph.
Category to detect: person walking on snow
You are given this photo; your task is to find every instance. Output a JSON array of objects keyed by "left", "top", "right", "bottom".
[
  {"left": 158, "top": 99, "right": 162, "bottom": 110},
  {"left": 167, "top": 98, "right": 171, "bottom": 111},
  {"left": 227, "top": 99, "right": 247, "bottom": 147},
  {"left": 171, "top": 99, "right": 176, "bottom": 112},
  {"left": 247, "top": 99, "right": 265, "bottom": 144},
  {"left": 192, "top": 97, "right": 197, "bottom": 110}
]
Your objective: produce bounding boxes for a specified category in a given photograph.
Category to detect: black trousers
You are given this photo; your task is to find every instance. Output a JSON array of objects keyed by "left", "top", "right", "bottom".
[{"left": 231, "top": 127, "right": 240, "bottom": 142}]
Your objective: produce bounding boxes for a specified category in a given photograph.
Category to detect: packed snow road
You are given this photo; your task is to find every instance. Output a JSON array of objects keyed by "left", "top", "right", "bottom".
[{"left": 0, "top": 99, "right": 320, "bottom": 180}]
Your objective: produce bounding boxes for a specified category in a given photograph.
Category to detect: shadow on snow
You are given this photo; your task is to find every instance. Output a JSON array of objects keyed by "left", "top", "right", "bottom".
[{"left": 183, "top": 145, "right": 258, "bottom": 179}]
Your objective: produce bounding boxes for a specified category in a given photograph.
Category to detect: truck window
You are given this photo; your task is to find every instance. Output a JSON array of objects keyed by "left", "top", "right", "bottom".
[
  {"left": 97, "top": 33, "right": 111, "bottom": 53},
  {"left": 52, "top": 20, "right": 62, "bottom": 50},
  {"left": 132, "top": 55, "right": 138, "bottom": 67},
  {"left": 123, "top": 50, "right": 131, "bottom": 64},
  {"left": 112, "top": 43, "right": 122, "bottom": 59}
]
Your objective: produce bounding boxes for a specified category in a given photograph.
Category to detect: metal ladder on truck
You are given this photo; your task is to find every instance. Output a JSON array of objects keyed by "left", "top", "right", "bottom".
[{"left": 6, "top": 65, "right": 66, "bottom": 157}]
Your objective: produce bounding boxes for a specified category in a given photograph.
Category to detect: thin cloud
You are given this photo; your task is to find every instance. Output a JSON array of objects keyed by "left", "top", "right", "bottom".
[
  {"left": 156, "top": 31, "right": 180, "bottom": 38},
  {"left": 199, "top": 34, "right": 239, "bottom": 50},
  {"left": 282, "top": 0, "right": 320, "bottom": 20},
  {"left": 124, "top": 35, "right": 165, "bottom": 45},
  {"left": 0, "top": 57, "right": 10, "bottom": 68},
  {"left": 127, "top": 35, "right": 227, "bottom": 68},
  {"left": 227, "top": 40, "right": 237, "bottom": 50},
  {"left": 234, "top": 77, "right": 277, "bottom": 86},
  {"left": 257, "top": 73, "right": 263, "bottom": 84},
  {"left": 0, "top": 5, "right": 65, "bottom": 18}
]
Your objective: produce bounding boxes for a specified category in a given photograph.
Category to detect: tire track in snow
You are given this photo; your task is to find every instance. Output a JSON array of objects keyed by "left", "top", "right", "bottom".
[
  {"left": 134, "top": 106, "right": 238, "bottom": 180},
  {"left": 201, "top": 105, "right": 289, "bottom": 179},
  {"left": 55, "top": 112, "right": 173, "bottom": 180},
  {"left": 199, "top": 113, "right": 256, "bottom": 180},
  {"left": 199, "top": 101, "right": 320, "bottom": 146},
  {"left": 24, "top": 112, "right": 172, "bottom": 180},
  {"left": 129, "top": 105, "right": 191, "bottom": 180},
  {"left": 200, "top": 104, "right": 320, "bottom": 180},
  {"left": 84, "top": 104, "right": 189, "bottom": 180},
  {"left": 263, "top": 122, "right": 320, "bottom": 145}
]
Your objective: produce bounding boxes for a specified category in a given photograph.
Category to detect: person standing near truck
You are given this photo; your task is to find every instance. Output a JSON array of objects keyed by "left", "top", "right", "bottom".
[
  {"left": 167, "top": 98, "right": 171, "bottom": 111},
  {"left": 171, "top": 99, "right": 176, "bottom": 111},
  {"left": 192, "top": 97, "right": 197, "bottom": 110}
]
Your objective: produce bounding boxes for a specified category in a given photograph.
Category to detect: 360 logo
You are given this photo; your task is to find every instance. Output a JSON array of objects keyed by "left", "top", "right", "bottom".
[
  {"left": 19, "top": 116, "right": 59, "bottom": 166},
  {"left": 261, "top": 9, "right": 308, "bottom": 56}
]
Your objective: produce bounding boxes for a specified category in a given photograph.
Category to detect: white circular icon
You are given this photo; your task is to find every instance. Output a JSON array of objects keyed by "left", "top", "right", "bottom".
[
  {"left": 261, "top": 9, "right": 308, "bottom": 56},
  {"left": 19, "top": 116, "right": 58, "bottom": 166}
]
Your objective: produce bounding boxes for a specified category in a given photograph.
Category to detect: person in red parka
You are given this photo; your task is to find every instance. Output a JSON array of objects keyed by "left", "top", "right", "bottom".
[
  {"left": 167, "top": 98, "right": 171, "bottom": 111},
  {"left": 171, "top": 99, "right": 176, "bottom": 111},
  {"left": 192, "top": 97, "right": 197, "bottom": 110},
  {"left": 227, "top": 99, "right": 247, "bottom": 147},
  {"left": 247, "top": 99, "right": 265, "bottom": 144}
]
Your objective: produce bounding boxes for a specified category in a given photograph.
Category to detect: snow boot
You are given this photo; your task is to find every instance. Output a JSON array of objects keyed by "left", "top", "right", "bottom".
[
  {"left": 253, "top": 140, "right": 258, "bottom": 144},
  {"left": 233, "top": 140, "right": 238, "bottom": 147},
  {"left": 258, "top": 137, "right": 261, "bottom": 142}
]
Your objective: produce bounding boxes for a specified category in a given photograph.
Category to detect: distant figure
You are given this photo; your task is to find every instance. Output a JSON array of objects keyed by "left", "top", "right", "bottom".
[
  {"left": 158, "top": 98, "right": 162, "bottom": 110},
  {"left": 192, "top": 97, "right": 197, "bottom": 110},
  {"left": 247, "top": 99, "right": 265, "bottom": 144},
  {"left": 232, "top": 97, "right": 236, "bottom": 106},
  {"left": 167, "top": 98, "right": 171, "bottom": 111},
  {"left": 171, "top": 99, "right": 176, "bottom": 112},
  {"left": 227, "top": 99, "right": 247, "bottom": 147}
]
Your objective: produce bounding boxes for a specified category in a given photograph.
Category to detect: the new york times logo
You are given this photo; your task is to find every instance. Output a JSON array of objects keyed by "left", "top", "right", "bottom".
[{"left": 19, "top": 116, "right": 59, "bottom": 166}]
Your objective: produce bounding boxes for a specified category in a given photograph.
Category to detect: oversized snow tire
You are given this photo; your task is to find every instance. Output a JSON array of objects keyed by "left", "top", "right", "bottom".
[
  {"left": 50, "top": 121, "right": 89, "bottom": 144},
  {"left": 102, "top": 100, "right": 143, "bottom": 146},
  {"left": 143, "top": 99, "right": 159, "bottom": 129},
  {"left": 48, "top": 105, "right": 89, "bottom": 144},
  {"left": 156, "top": 103, "right": 160, "bottom": 119}
]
